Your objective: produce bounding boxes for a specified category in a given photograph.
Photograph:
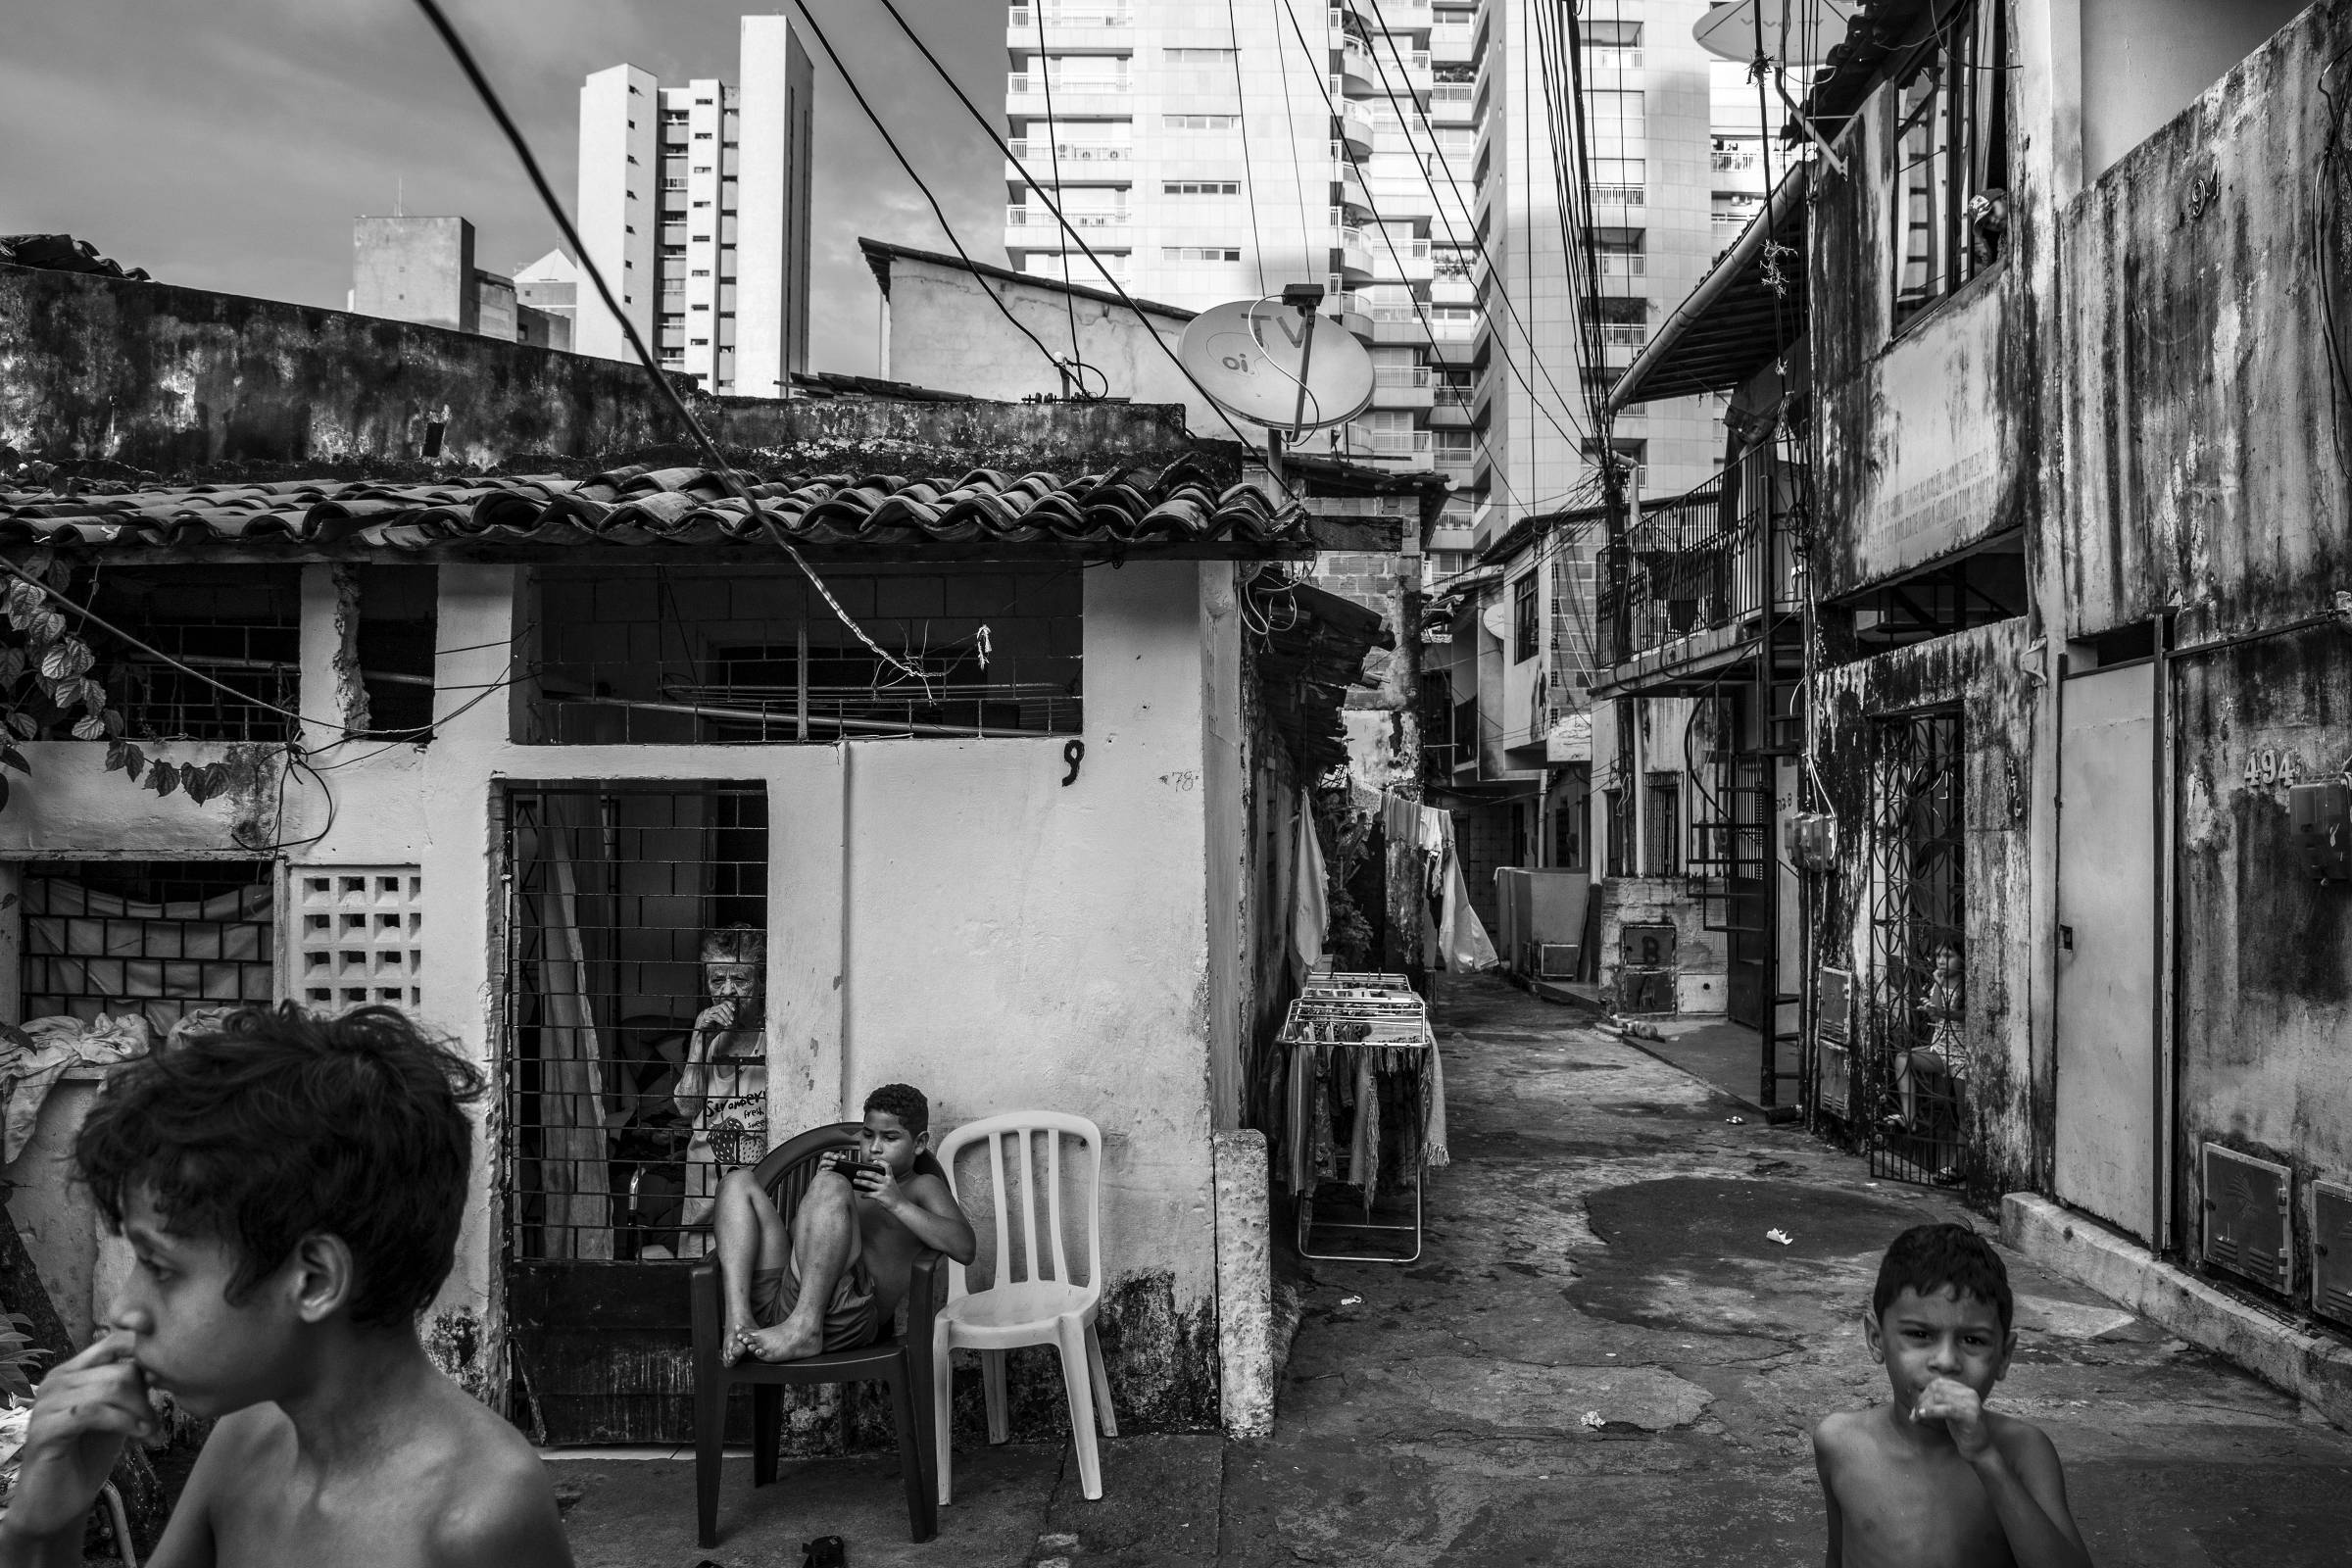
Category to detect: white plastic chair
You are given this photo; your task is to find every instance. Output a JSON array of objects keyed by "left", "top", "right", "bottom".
[{"left": 932, "top": 1110, "right": 1116, "bottom": 1503}]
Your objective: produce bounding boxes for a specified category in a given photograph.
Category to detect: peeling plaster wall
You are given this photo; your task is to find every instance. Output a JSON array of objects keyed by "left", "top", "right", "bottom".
[
  {"left": 1808, "top": 62, "right": 2035, "bottom": 602},
  {"left": 2174, "top": 627, "right": 2352, "bottom": 1273},
  {"left": 2059, "top": 0, "right": 2352, "bottom": 644},
  {"left": 1809, "top": 619, "right": 2041, "bottom": 1202},
  {"left": 0, "top": 265, "right": 1200, "bottom": 479},
  {"left": 0, "top": 559, "right": 1226, "bottom": 1433}
]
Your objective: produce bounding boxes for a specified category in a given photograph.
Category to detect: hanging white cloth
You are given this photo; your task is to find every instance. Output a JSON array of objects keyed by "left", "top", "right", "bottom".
[
  {"left": 1439, "top": 837, "right": 1498, "bottom": 973},
  {"left": 1291, "top": 801, "right": 1331, "bottom": 988}
]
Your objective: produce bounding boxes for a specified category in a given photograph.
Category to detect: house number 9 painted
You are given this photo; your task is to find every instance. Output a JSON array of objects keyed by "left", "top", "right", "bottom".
[{"left": 2241, "top": 748, "right": 2303, "bottom": 790}]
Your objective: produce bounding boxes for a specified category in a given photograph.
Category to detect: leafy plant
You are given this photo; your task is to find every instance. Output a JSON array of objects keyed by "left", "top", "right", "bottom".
[
  {"left": 0, "top": 550, "right": 238, "bottom": 809},
  {"left": 0, "top": 1311, "right": 48, "bottom": 1404}
]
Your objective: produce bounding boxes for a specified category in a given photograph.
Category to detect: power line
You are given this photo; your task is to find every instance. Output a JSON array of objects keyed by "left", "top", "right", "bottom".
[
  {"left": 1031, "top": 6, "right": 1090, "bottom": 379},
  {"left": 1269, "top": 0, "right": 1535, "bottom": 506},
  {"left": 783, "top": 0, "right": 1070, "bottom": 391},
  {"left": 1223, "top": 0, "right": 1271, "bottom": 299},
  {"left": 1351, "top": 0, "right": 1593, "bottom": 462},
  {"left": 860, "top": 0, "right": 1305, "bottom": 499},
  {"left": 408, "top": 0, "right": 926, "bottom": 679}
]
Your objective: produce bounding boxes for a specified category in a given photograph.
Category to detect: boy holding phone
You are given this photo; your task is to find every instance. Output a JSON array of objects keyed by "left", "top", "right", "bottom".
[{"left": 713, "top": 1083, "right": 976, "bottom": 1364}]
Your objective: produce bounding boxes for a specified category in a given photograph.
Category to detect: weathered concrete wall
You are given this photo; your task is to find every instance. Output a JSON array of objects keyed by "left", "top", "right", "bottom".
[
  {"left": 2058, "top": 0, "right": 2352, "bottom": 644},
  {"left": 2173, "top": 625, "right": 2352, "bottom": 1289},
  {"left": 1597, "top": 876, "right": 1727, "bottom": 1015},
  {"left": 0, "top": 558, "right": 1228, "bottom": 1435},
  {"left": 1808, "top": 56, "right": 2034, "bottom": 601},
  {"left": 0, "top": 264, "right": 1200, "bottom": 480},
  {"left": 1809, "top": 618, "right": 2041, "bottom": 1202}
]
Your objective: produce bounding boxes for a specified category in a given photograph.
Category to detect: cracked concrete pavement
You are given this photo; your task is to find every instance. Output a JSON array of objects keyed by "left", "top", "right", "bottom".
[{"left": 557, "top": 972, "right": 2352, "bottom": 1565}]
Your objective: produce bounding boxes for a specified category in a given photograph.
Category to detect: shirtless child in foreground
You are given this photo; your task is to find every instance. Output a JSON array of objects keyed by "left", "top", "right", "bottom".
[
  {"left": 0, "top": 1005, "right": 571, "bottom": 1568},
  {"left": 715, "top": 1083, "right": 976, "bottom": 1363},
  {"left": 1813, "top": 1222, "right": 2091, "bottom": 1568}
]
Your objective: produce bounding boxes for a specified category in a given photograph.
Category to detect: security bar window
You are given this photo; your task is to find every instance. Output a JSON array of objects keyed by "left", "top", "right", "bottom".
[
  {"left": 1642, "top": 772, "right": 1681, "bottom": 877},
  {"left": 1892, "top": 0, "right": 2010, "bottom": 328},
  {"left": 1512, "top": 572, "right": 1539, "bottom": 662},
  {"left": 23, "top": 859, "right": 275, "bottom": 1031}
]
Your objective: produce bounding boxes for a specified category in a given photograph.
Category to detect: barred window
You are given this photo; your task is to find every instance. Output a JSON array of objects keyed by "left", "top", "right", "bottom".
[
  {"left": 1892, "top": 0, "right": 2010, "bottom": 328},
  {"left": 1512, "top": 573, "right": 1538, "bottom": 662}
]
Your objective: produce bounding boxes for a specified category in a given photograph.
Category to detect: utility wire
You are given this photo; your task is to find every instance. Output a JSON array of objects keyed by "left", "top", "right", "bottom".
[
  {"left": 1223, "top": 0, "right": 1271, "bottom": 298},
  {"left": 1270, "top": 0, "right": 1540, "bottom": 501},
  {"left": 1352, "top": 0, "right": 1593, "bottom": 459},
  {"left": 860, "top": 0, "right": 1306, "bottom": 498},
  {"left": 1031, "top": 6, "right": 1090, "bottom": 379},
  {"left": 408, "top": 0, "right": 927, "bottom": 678}
]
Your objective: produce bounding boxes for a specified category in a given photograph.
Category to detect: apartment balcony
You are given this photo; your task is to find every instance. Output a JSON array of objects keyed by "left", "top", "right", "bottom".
[
  {"left": 1338, "top": 104, "right": 1375, "bottom": 155},
  {"left": 1370, "top": 309, "right": 1432, "bottom": 347},
  {"left": 1325, "top": 290, "right": 1373, "bottom": 341},
  {"left": 1370, "top": 366, "right": 1434, "bottom": 412},
  {"left": 1595, "top": 462, "right": 1796, "bottom": 693},
  {"left": 1428, "top": 389, "right": 1473, "bottom": 427},
  {"left": 1004, "top": 5, "right": 1134, "bottom": 52},
  {"left": 1005, "top": 74, "right": 1132, "bottom": 119},
  {"left": 1370, "top": 236, "right": 1434, "bottom": 284},
  {"left": 1333, "top": 225, "right": 1374, "bottom": 280},
  {"left": 1595, "top": 253, "right": 1647, "bottom": 285},
  {"left": 1431, "top": 272, "right": 1476, "bottom": 306},
  {"left": 1362, "top": 427, "right": 1434, "bottom": 460},
  {"left": 1369, "top": 181, "right": 1432, "bottom": 221},
  {"left": 1430, "top": 21, "right": 1477, "bottom": 65},
  {"left": 1377, "top": 0, "right": 1435, "bottom": 31},
  {"left": 1428, "top": 82, "right": 1478, "bottom": 123},
  {"left": 1338, "top": 38, "right": 1377, "bottom": 96},
  {"left": 1395, "top": 49, "right": 1434, "bottom": 96},
  {"left": 1005, "top": 204, "right": 1130, "bottom": 252},
  {"left": 1329, "top": 425, "right": 1379, "bottom": 460},
  {"left": 1589, "top": 181, "right": 1647, "bottom": 214},
  {"left": 1005, "top": 139, "right": 1134, "bottom": 182},
  {"left": 1332, "top": 159, "right": 1374, "bottom": 217}
]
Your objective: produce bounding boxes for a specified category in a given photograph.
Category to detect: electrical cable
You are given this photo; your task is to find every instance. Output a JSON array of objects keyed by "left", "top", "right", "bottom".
[
  {"left": 1223, "top": 0, "right": 1271, "bottom": 299},
  {"left": 858, "top": 0, "right": 1307, "bottom": 500},
  {"left": 408, "top": 0, "right": 928, "bottom": 679},
  {"left": 781, "top": 0, "right": 1068, "bottom": 389},
  {"left": 1353, "top": 0, "right": 1594, "bottom": 462},
  {"left": 1030, "top": 4, "right": 1101, "bottom": 397},
  {"left": 1270, "top": 0, "right": 1548, "bottom": 499}
]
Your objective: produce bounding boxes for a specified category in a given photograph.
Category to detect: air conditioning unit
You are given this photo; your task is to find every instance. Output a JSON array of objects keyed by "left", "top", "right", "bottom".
[
  {"left": 2202, "top": 1144, "right": 2291, "bottom": 1293},
  {"left": 1816, "top": 1041, "right": 1853, "bottom": 1117},
  {"left": 1816, "top": 967, "right": 1853, "bottom": 1045},
  {"left": 2312, "top": 1180, "right": 2352, "bottom": 1327},
  {"left": 1536, "top": 943, "right": 1580, "bottom": 979}
]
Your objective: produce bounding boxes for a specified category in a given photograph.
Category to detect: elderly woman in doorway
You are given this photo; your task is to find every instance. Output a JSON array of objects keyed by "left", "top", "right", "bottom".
[{"left": 670, "top": 924, "right": 769, "bottom": 1257}]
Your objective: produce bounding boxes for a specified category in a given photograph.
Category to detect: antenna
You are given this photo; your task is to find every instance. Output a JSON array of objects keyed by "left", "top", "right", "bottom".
[
  {"left": 1691, "top": 1, "right": 1856, "bottom": 66},
  {"left": 1177, "top": 293, "right": 1377, "bottom": 485},
  {"left": 397, "top": 175, "right": 405, "bottom": 218}
]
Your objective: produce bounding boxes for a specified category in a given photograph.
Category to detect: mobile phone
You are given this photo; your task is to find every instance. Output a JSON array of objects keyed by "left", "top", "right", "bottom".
[{"left": 828, "top": 1152, "right": 886, "bottom": 1181}]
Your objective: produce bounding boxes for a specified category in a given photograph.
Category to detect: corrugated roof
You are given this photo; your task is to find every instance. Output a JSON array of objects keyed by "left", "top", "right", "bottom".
[{"left": 0, "top": 459, "right": 1309, "bottom": 558}]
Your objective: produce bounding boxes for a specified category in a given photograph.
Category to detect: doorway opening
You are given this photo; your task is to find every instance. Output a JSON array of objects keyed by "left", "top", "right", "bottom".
[{"left": 1868, "top": 710, "right": 1969, "bottom": 1187}]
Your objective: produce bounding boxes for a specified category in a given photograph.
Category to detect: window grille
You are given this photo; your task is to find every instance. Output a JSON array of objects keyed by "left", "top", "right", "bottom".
[
  {"left": 1511, "top": 573, "right": 1538, "bottom": 662},
  {"left": 23, "top": 859, "right": 274, "bottom": 1031},
  {"left": 293, "top": 867, "right": 421, "bottom": 1011},
  {"left": 1868, "top": 710, "right": 1969, "bottom": 1186},
  {"left": 1642, "top": 771, "right": 1680, "bottom": 877},
  {"left": 503, "top": 783, "right": 767, "bottom": 1268},
  {"left": 520, "top": 564, "right": 1082, "bottom": 745},
  {"left": 1603, "top": 788, "right": 1629, "bottom": 877},
  {"left": 58, "top": 565, "right": 301, "bottom": 744},
  {"left": 1892, "top": 0, "right": 2010, "bottom": 327}
]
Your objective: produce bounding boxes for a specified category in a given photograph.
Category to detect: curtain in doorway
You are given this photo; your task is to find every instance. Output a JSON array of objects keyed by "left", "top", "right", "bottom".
[{"left": 515, "top": 801, "right": 612, "bottom": 1262}]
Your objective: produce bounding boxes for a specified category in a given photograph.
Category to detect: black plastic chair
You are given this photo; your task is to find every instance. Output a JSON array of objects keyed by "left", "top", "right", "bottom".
[{"left": 690, "top": 1121, "right": 941, "bottom": 1546}]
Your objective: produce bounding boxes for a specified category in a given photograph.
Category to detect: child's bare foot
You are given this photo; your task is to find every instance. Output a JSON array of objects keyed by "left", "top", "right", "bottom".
[
  {"left": 738, "top": 1315, "right": 824, "bottom": 1363},
  {"left": 720, "top": 1311, "right": 759, "bottom": 1366}
]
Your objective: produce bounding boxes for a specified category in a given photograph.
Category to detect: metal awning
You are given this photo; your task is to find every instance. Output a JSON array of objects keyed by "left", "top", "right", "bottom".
[{"left": 1605, "top": 160, "right": 1810, "bottom": 413}]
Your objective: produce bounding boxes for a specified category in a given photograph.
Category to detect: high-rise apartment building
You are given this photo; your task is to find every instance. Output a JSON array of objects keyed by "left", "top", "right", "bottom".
[
  {"left": 572, "top": 15, "right": 814, "bottom": 396},
  {"left": 1002, "top": 0, "right": 1463, "bottom": 509},
  {"left": 999, "top": 1, "right": 1762, "bottom": 580}
]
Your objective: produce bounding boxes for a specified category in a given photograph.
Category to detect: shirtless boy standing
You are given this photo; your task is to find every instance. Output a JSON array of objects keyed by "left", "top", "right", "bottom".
[
  {"left": 715, "top": 1083, "right": 976, "bottom": 1363},
  {"left": 0, "top": 1005, "right": 571, "bottom": 1568},
  {"left": 1813, "top": 1223, "right": 2091, "bottom": 1568}
]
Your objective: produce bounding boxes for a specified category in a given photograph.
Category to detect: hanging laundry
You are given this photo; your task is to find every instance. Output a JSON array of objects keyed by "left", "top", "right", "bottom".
[{"left": 1291, "top": 802, "right": 1332, "bottom": 988}]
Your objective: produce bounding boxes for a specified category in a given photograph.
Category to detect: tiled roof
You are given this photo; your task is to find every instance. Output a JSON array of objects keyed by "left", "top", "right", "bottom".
[{"left": 0, "top": 459, "right": 1308, "bottom": 556}]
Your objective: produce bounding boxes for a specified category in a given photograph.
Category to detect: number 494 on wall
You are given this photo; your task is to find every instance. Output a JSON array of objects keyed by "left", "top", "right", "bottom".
[{"left": 2242, "top": 748, "right": 2303, "bottom": 790}]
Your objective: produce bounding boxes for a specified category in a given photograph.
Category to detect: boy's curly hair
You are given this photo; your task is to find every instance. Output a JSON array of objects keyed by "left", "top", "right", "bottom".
[
  {"left": 74, "top": 1004, "right": 484, "bottom": 1328},
  {"left": 862, "top": 1082, "right": 929, "bottom": 1136},
  {"left": 1873, "top": 1222, "right": 2014, "bottom": 1333}
]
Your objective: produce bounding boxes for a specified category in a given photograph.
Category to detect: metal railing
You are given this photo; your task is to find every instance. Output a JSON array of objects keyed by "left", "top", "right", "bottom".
[
  {"left": 1597, "top": 456, "right": 1788, "bottom": 670},
  {"left": 1712, "top": 146, "right": 1761, "bottom": 174},
  {"left": 1006, "top": 73, "right": 1130, "bottom": 95},
  {"left": 1591, "top": 183, "right": 1646, "bottom": 206},
  {"left": 1597, "top": 253, "right": 1647, "bottom": 278},
  {"left": 1373, "top": 365, "right": 1432, "bottom": 388},
  {"left": 1007, "top": 205, "right": 1128, "bottom": 227},
  {"left": 1008, "top": 6, "right": 1132, "bottom": 26},
  {"left": 1007, "top": 139, "right": 1131, "bottom": 163}
]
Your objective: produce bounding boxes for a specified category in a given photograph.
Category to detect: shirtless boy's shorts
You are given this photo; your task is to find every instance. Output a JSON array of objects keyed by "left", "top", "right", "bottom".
[{"left": 752, "top": 1255, "right": 882, "bottom": 1352}]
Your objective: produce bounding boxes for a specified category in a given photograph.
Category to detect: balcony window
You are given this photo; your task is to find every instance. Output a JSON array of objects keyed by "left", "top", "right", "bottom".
[
  {"left": 1162, "top": 180, "right": 1241, "bottom": 196},
  {"left": 1163, "top": 114, "right": 1239, "bottom": 130},
  {"left": 1642, "top": 772, "right": 1680, "bottom": 877},
  {"left": 1512, "top": 572, "right": 1538, "bottom": 663},
  {"left": 1162, "top": 246, "right": 1242, "bottom": 263},
  {"left": 1892, "top": 0, "right": 2010, "bottom": 328}
]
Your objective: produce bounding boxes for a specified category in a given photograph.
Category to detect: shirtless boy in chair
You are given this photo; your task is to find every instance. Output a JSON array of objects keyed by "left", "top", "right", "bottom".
[{"left": 715, "top": 1083, "right": 976, "bottom": 1362}]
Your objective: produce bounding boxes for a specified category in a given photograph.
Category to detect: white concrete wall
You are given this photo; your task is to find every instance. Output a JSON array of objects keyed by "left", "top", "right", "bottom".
[{"left": 0, "top": 557, "right": 1231, "bottom": 1399}]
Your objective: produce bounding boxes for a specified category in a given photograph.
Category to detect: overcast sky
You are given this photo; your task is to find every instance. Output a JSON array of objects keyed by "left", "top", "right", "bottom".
[{"left": 0, "top": 0, "right": 1000, "bottom": 378}]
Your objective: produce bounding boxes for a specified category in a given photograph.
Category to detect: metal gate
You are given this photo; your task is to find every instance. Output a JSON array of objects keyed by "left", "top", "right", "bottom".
[
  {"left": 1868, "top": 711, "right": 1970, "bottom": 1186},
  {"left": 501, "top": 782, "right": 766, "bottom": 1444}
]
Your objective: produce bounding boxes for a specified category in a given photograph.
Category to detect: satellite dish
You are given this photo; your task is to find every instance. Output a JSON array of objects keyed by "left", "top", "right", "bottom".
[
  {"left": 1177, "top": 300, "right": 1376, "bottom": 432},
  {"left": 1692, "top": 0, "right": 1856, "bottom": 67},
  {"left": 1479, "top": 601, "right": 1508, "bottom": 642}
]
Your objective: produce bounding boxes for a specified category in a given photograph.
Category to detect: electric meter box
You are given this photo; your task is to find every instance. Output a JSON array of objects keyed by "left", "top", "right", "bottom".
[{"left": 2289, "top": 781, "right": 2351, "bottom": 882}]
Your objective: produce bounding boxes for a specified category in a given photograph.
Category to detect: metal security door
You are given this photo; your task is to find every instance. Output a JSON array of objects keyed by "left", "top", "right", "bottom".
[{"left": 2054, "top": 662, "right": 2158, "bottom": 1242}]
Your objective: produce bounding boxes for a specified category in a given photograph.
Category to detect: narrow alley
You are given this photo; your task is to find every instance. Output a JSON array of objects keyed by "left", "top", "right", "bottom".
[{"left": 560, "top": 972, "right": 2352, "bottom": 1566}]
